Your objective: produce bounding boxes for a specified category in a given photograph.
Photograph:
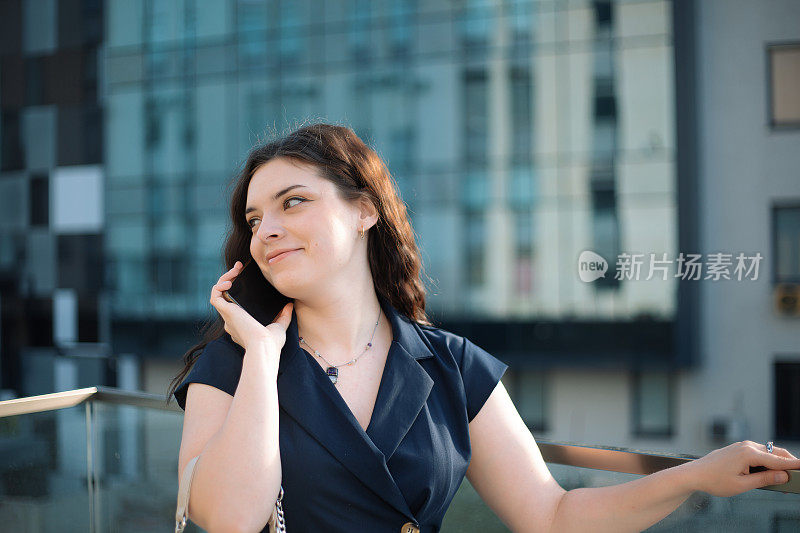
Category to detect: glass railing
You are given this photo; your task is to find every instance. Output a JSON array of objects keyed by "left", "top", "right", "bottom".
[{"left": 0, "top": 387, "right": 797, "bottom": 532}]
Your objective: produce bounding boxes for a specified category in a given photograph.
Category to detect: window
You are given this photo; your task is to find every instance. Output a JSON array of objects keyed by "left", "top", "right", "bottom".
[
  {"left": 57, "top": 103, "right": 103, "bottom": 166},
  {"left": 465, "top": 210, "right": 486, "bottom": 287},
  {"left": 507, "top": 0, "right": 533, "bottom": 45},
  {"left": 30, "top": 174, "right": 49, "bottom": 227},
  {"left": 388, "top": 0, "right": 414, "bottom": 56},
  {"left": 514, "top": 370, "right": 547, "bottom": 431},
  {"left": 460, "top": 0, "right": 492, "bottom": 48},
  {"left": 350, "top": 0, "right": 371, "bottom": 61},
  {"left": 279, "top": 0, "right": 304, "bottom": 66},
  {"left": 772, "top": 204, "right": 800, "bottom": 284},
  {"left": 775, "top": 360, "right": 800, "bottom": 440},
  {"left": 144, "top": 97, "right": 161, "bottom": 149},
  {"left": 464, "top": 69, "right": 488, "bottom": 164},
  {"left": 591, "top": 178, "right": 620, "bottom": 289},
  {"left": 513, "top": 210, "right": 533, "bottom": 295},
  {"left": 237, "top": 0, "right": 269, "bottom": 68},
  {"left": 508, "top": 164, "right": 534, "bottom": 209},
  {"left": 151, "top": 254, "right": 189, "bottom": 294},
  {"left": 78, "top": 295, "right": 99, "bottom": 343},
  {"left": 57, "top": 234, "right": 104, "bottom": 294},
  {"left": 767, "top": 43, "right": 800, "bottom": 129},
  {"left": 462, "top": 168, "right": 489, "bottom": 210},
  {"left": 510, "top": 66, "right": 532, "bottom": 160},
  {"left": 593, "top": 1, "right": 613, "bottom": 35},
  {"left": 26, "top": 297, "right": 54, "bottom": 347},
  {"left": 632, "top": 370, "right": 674, "bottom": 437},
  {"left": 1, "top": 111, "right": 24, "bottom": 171},
  {"left": 24, "top": 56, "right": 45, "bottom": 106},
  {"left": 389, "top": 126, "right": 414, "bottom": 175}
]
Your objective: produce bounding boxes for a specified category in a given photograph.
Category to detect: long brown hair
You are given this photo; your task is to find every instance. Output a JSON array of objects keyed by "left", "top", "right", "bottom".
[{"left": 166, "top": 122, "right": 434, "bottom": 405}]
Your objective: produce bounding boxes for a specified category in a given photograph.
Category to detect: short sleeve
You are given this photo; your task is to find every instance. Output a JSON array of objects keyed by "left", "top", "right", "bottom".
[
  {"left": 458, "top": 337, "right": 509, "bottom": 422},
  {"left": 172, "top": 334, "right": 245, "bottom": 411}
]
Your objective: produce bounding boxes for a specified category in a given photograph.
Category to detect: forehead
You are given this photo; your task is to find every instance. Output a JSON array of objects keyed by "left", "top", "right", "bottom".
[{"left": 247, "top": 157, "right": 325, "bottom": 200}]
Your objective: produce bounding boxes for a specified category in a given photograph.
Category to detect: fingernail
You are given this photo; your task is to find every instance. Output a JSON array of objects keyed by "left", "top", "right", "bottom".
[{"left": 775, "top": 472, "right": 789, "bottom": 484}]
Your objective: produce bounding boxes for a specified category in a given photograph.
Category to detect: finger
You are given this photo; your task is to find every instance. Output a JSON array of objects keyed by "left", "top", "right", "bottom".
[
  {"left": 272, "top": 301, "right": 294, "bottom": 327},
  {"left": 751, "top": 450, "right": 800, "bottom": 470},
  {"left": 217, "top": 261, "right": 243, "bottom": 284},
  {"left": 743, "top": 469, "right": 790, "bottom": 491},
  {"left": 772, "top": 447, "right": 798, "bottom": 461},
  {"left": 211, "top": 262, "right": 243, "bottom": 300}
]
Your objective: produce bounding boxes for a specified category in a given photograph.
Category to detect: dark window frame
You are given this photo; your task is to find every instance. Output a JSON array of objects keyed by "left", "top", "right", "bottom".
[
  {"left": 766, "top": 41, "right": 800, "bottom": 131},
  {"left": 771, "top": 201, "right": 800, "bottom": 285},
  {"left": 510, "top": 367, "right": 549, "bottom": 433},
  {"left": 30, "top": 173, "right": 49, "bottom": 227},
  {"left": 630, "top": 368, "right": 676, "bottom": 439},
  {"left": 774, "top": 358, "right": 800, "bottom": 441}
]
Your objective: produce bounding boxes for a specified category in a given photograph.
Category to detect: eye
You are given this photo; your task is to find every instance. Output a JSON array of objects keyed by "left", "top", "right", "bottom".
[
  {"left": 283, "top": 196, "right": 305, "bottom": 209},
  {"left": 245, "top": 197, "right": 306, "bottom": 229}
]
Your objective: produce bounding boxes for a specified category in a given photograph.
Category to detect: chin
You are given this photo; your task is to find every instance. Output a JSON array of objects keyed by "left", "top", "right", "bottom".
[{"left": 269, "top": 269, "right": 306, "bottom": 290}]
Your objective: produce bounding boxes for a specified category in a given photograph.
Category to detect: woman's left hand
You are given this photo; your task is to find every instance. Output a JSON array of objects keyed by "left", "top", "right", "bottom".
[{"left": 686, "top": 440, "right": 800, "bottom": 497}]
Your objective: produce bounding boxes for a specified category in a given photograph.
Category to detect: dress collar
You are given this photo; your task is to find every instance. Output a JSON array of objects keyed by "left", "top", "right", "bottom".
[
  {"left": 276, "top": 292, "right": 434, "bottom": 376},
  {"left": 274, "top": 292, "right": 435, "bottom": 521}
]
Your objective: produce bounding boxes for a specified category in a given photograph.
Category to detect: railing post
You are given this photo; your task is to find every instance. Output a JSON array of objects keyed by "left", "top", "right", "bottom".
[{"left": 85, "top": 400, "right": 96, "bottom": 533}]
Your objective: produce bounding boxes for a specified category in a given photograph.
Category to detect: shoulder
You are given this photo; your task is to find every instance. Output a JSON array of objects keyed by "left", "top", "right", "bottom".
[
  {"left": 172, "top": 333, "right": 245, "bottom": 411},
  {"left": 192, "top": 332, "right": 245, "bottom": 367},
  {"left": 414, "top": 321, "right": 466, "bottom": 359},
  {"left": 414, "top": 321, "right": 481, "bottom": 367},
  {"left": 415, "top": 321, "right": 508, "bottom": 422},
  {"left": 207, "top": 332, "right": 245, "bottom": 356}
]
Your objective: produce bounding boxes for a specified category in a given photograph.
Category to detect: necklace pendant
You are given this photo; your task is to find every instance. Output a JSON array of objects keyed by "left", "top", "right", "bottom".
[{"left": 326, "top": 367, "right": 338, "bottom": 384}]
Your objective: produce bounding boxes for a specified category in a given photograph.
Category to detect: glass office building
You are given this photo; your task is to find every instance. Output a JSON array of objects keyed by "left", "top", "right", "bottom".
[
  {"left": 0, "top": 0, "right": 107, "bottom": 396},
  {"left": 103, "top": 0, "right": 676, "bottom": 322},
  {"left": 0, "top": 0, "right": 679, "bottom": 436},
  {"left": 100, "top": 0, "right": 679, "bottom": 436}
]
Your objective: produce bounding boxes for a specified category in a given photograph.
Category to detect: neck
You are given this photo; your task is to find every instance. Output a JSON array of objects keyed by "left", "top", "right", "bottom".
[{"left": 293, "top": 288, "right": 385, "bottom": 363}]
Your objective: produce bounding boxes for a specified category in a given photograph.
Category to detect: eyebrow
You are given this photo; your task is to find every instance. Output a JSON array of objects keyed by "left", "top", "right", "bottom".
[{"left": 245, "top": 185, "right": 308, "bottom": 215}]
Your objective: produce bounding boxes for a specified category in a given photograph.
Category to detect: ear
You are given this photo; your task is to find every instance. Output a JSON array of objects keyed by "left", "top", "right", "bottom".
[{"left": 357, "top": 196, "right": 379, "bottom": 230}]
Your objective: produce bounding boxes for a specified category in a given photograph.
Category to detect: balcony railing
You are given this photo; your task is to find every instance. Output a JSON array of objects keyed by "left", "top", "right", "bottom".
[{"left": 0, "top": 387, "right": 797, "bottom": 532}]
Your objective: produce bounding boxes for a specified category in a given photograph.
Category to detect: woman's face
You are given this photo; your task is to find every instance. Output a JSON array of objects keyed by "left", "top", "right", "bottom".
[{"left": 244, "top": 157, "right": 369, "bottom": 298}]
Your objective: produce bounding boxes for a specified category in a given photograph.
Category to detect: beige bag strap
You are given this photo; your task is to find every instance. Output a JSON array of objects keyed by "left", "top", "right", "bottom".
[
  {"left": 175, "top": 455, "right": 200, "bottom": 533},
  {"left": 174, "top": 454, "right": 286, "bottom": 532}
]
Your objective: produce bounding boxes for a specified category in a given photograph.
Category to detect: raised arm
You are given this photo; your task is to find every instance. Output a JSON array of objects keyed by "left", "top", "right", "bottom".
[
  {"left": 178, "top": 264, "right": 293, "bottom": 532},
  {"left": 179, "top": 344, "right": 282, "bottom": 532},
  {"left": 467, "top": 382, "right": 800, "bottom": 533}
]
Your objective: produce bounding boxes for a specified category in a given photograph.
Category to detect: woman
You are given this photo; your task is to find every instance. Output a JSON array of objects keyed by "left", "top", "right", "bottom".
[{"left": 168, "top": 123, "right": 798, "bottom": 532}]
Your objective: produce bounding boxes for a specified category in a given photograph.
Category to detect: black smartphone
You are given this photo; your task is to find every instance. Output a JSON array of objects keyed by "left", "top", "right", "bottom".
[{"left": 222, "top": 258, "right": 293, "bottom": 326}]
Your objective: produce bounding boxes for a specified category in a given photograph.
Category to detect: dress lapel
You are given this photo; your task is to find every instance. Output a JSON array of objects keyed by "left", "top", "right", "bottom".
[{"left": 275, "top": 293, "right": 435, "bottom": 520}]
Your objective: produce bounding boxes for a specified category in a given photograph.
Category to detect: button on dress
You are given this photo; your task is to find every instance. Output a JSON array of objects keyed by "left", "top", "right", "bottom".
[{"left": 174, "top": 293, "right": 508, "bottom": 532}]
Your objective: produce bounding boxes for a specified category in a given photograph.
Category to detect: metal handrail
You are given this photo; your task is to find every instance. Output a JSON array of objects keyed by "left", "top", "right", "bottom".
[
  {"left": 0, "top": 386, "right": 179, "bottom": 417},
  {"left": 0, "top": 387, "right": 797, "bottom": 493}
]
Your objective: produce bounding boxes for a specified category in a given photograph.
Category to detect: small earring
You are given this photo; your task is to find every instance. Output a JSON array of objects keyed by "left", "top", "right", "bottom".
[{"left": 359, "top": 227, "right": 365, "bottom": 240}]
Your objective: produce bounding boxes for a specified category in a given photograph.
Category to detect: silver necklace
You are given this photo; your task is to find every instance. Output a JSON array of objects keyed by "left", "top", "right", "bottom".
[{"left": 298, "top": 306, "right": 382, "bottom": 386}]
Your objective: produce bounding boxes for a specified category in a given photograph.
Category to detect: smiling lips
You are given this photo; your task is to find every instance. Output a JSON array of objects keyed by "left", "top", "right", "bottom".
[{"left": 268, "top": 248, "right": 301, "bottom": 264}]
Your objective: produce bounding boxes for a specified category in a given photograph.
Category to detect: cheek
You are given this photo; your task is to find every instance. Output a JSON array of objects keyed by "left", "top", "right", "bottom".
[{"left": 314, "top": 223, "right": 350, "bottom": 257}]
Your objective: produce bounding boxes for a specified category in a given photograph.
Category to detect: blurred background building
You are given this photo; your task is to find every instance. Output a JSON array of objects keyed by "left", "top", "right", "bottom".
[{"left": 0, "top": 0, "right": 798, "bottom": 463}]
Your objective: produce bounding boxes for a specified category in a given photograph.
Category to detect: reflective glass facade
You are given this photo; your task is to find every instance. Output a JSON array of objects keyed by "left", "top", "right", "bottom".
[{"left": 103, "top": 0, "right": 677, "bottom": 324}]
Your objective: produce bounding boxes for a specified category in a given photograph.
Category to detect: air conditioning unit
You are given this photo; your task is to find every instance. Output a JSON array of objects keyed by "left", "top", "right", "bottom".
[{"left": 774, "top": 283, "right": 800, "bottom": 316}]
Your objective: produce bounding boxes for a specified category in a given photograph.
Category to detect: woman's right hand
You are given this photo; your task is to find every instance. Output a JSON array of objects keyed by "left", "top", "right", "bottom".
[{"left": 209, "top": 261, "right": 294, "bottom": 355}]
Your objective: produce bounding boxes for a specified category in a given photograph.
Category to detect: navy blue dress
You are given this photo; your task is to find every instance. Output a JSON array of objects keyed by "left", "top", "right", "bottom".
[{"left": 173, "top": 293, "right": 508, "bottom": 532}]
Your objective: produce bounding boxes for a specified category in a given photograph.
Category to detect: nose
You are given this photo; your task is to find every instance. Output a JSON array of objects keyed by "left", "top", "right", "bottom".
[{"left": 253, "top": 216, "right": 284, "bottom": 243}]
